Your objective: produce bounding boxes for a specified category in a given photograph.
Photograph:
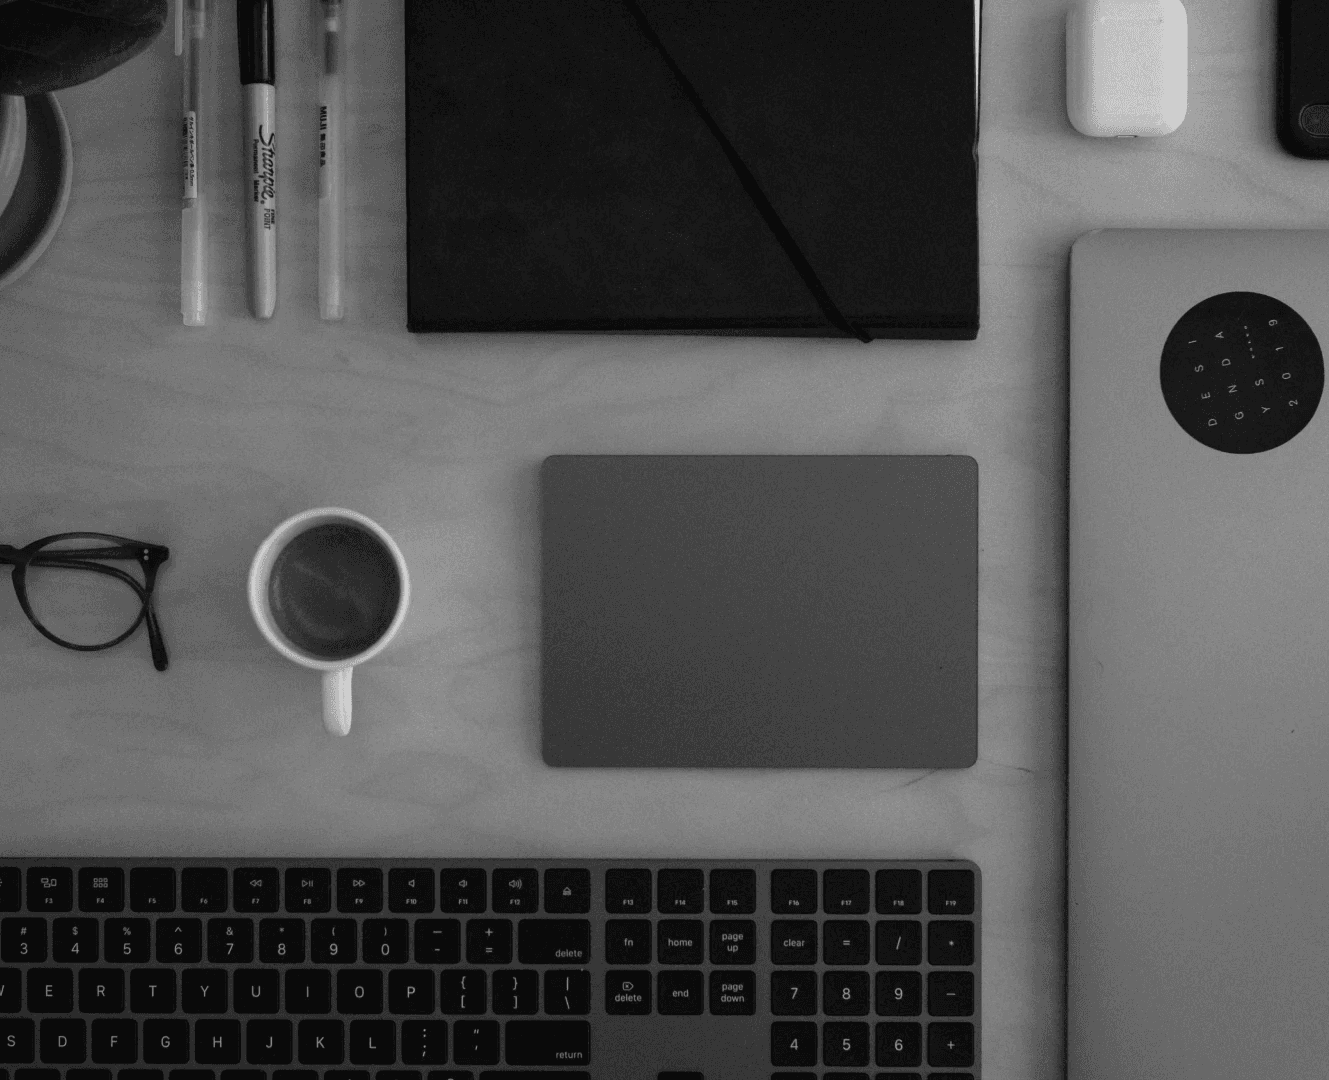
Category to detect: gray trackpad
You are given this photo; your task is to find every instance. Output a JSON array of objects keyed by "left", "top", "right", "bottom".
[{"left": 540, "top": 455, "right": 977, "bottom": 768}]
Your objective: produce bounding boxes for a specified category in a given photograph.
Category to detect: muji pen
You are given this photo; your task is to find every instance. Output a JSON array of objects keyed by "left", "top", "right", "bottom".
[{"left": 177, "top": 0, "right": 209, "bottom": 326}]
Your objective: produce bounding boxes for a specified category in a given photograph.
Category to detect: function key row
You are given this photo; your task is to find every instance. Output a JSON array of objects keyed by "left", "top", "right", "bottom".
[
  {"left": 0, "top": 868, "right": 973, "bottom": 919},
  {"left": 0, "top": 871, "right": 564, "bottom": 918}
]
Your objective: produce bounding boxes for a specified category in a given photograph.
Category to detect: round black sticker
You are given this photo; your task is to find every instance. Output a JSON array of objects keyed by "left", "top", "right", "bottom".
[{"left": 1160, "top": 291, "right": 1323, "bottom": 454}]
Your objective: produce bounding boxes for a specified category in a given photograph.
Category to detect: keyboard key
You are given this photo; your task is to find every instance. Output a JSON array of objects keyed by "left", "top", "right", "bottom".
[
  {"left": 27, "top": 970, "right": 73, "bottom": 1013},
  {"left": 709, "top": 869, "right": 756, "bottom": 914},
  {"left": 656, "top": 870, "right": 703, "bottom": 913},
  {"left": 52, "top": 919, "right": 98, "bottom": 963},
  {"left": 0, "top": 969, "right": 20, "bottom": 1012},
  {"left": 284, "top": 970, "right": 330, "bottom": 1015},
  {"left": 181, "top": 969, "right": 228, "bottom": 1013},
  {"left": 770, "top": 971, "right": 816, "bottom": 1016},
  {"left": 66, "top": 1070, "right": 112, "bottom": 1080},
  {"left": 0, "top": 871, "right": 19, "bottom": 913},
  {"left": 708, "top": 969, "right": 755, "bottom": 1015},
  {"left": 823, "top": 922, "right": 870, "bottom": 965},
  {"left": 156, "top": 920, "right": 202, "bottom": 964},
  {"left": 37, "top": 1017, "right": 84, "bottom": 1062},
  {"left": 875, "top": 870, "right": 922, "bottom": 915},
  {"left": 656, "top": 971, "right": 703, "bottom": 1015},
  {"left": 311, "top": 919, "right": 356, "bottom": 964},
  {"left": 926, "top": 1022, "right": 974, "bottom": 1067},
  {"left": 770, "top": 920, "right": 817, "bottom": 965},
  {"left": 824, "top": 971, "right": 870, "bottom": 1016},
  {"left": 928, "top": 870, "right": 975, "bottom": 916},
  {"left": 76, "top": 871, "right": 122, "bottom": 914},
  {"left": 605, "top": 920, "right": 650, "bottom": 964},
  {"left": 822, "top": 870, "right": 869, "bottom": 915},
  {"left": 26, "top": 869, "right": 72, "bottom": 913},
  {"left": 709, "top": 920, "right": 755, "bottom": 965},
  {"left": 234, "top": 970, "right": 280, "bottom": 1013},
  {"left": 543, "top": 970, "right": 590, "bottom": 1015},
  {"left": 387, "top": 871, "right": 434, "bottom": 914},
  {"left": 323, "top": 1071, "right": 367, "bottom": 1080},
  {"left": 604, "top": 971, "right": 650, "bottom": 1015},
  {"left": 491, "top": 870, "right": 538, "bottom": 914},
  {"left": 196, "top": 1019, "right": 242, "bottom": 1064},
  {"left": 770, "top": 1022, "right": 816, "bottom": 1066},
  {"left": 438, "top": 971, "right": 485, "bottom": 1014},
  {"left": 927, "top": 971, "right": 974, "bottom": 1016},
  {"left": 875, "top": 921, "right": 922, "bottom": 966},
  {"left": 451, "top": 1021, "right": 499, "bottom": 1066},
  {"left": 543, "top": 869, "right": 590, "bottom": 914},
  {"left": 770, "top": 870, "right": 817, "bottom": 914},
  {"left": 129, "top": 869, "right": 175, "bottom": 913},
  {"left": 657, "top": 921, "right": 704, "bottom": 965},
  {"left": 503, "top": 1021, "right": 589, "bottom": 1067},
  {"left": 142, "top": 1019, "right": 189, "bottom": 1063},
  {"left": 387, "top": 971, "right": 434, "bottom": 1015},
  {"left": 337, "top": 871, "right": 383, "bottom": 914},
  {"left": 129, "top": 971, "right": 175, "bottom": 1013},
  {"left": 875, "top": 1022, "right": 922, "bottom": 1068},
  {"left": 180, "top": 870, "right": 228, "bottom": 913},
  {"left": 207, "top": 920, "right": 254, "bottom": 964},
  {"left": 363, "top": 921, "right": 410, "bottom": 964},
  {"left": 604, "top": 869, "right": 651, "bottom": 913},
  {"left": 2, "top": 919, "right": 46, "bottom": 963},
  {"left": 465, "top": 921, "right": 512, "bottom": 965},
  {"left": 104, "top": 920, "right": 150, "bottom": 964},
  {"left": 413, "top": 921, "right": 460, "bottom": 964},
  {"left": 88, "top": 1018, "right": 134, "bottom": 1063},
  {"left": 246, "top": 1019, "right": 292, "bottom": 1064},
  {"left": 399, "top": 1020, "right": 447, "bottom": 1065},
  {"left": 335, "top": 971, "right": 381, "bottom": 1014},
  {"left": 438, "top": 871, "right": 485, "bottom": 914},
  {"left": 926, "top": 922, "right": 974, "bottom": 966},
  {"left": 517, "top": 920, "right": 590, "bottom": 965},
  {"left": 0, "top": 1019, "right": 34, "bottom": 1063},
  {"left": 284, "top": 870, "right": 331, "bottom": 914},
  {"left": 348, "top": 1021, "right": 394, "bottom": 1065},
  {"left": 259, "top": 920, "right": 305, "bottom": 964},
  {"left": 876, "top": 970, "right": 922, "bottom": 1016},
  {"left": 823, "top": 1021, "right": 870, "bottom": 1067},
  {"left": 295, "top": 1019, "right": 343, "bottom": 1065},
  {"left": 233, "top": 870, "right": 280, "bottom": 914},
  {"left": 491, "top": 971, "right": 538, "bottom": 1015}
]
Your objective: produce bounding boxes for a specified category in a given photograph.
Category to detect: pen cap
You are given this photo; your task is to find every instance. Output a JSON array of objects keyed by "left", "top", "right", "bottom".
[{"left": 237, "top": 0, "right": 274, "bottom": 84}]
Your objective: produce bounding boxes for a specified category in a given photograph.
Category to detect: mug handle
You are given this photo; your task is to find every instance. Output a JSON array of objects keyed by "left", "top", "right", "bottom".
[{"left": 322, "top": 667, "right": 353, "bottom": 736}]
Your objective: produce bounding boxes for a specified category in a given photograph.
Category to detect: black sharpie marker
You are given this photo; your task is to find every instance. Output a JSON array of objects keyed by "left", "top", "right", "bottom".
[{"left": 238, "top": 0, "right": 276, "bottom": 318}]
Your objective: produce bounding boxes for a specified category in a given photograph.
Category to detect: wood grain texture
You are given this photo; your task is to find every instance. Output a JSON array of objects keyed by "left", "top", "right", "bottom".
[{"left": 0, "top": 1, "right": 1313, "bottom": 1075}]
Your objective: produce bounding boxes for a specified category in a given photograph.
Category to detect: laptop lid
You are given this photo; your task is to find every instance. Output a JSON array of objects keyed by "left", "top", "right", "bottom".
[{"left": 1068, "top": 230, "right": 1329, "bottom": 1078}]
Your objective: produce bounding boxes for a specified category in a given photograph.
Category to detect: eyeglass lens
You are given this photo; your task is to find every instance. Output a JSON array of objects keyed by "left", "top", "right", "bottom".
[{"left": 23, "top": 538, "right": 147, "bottom": 647}]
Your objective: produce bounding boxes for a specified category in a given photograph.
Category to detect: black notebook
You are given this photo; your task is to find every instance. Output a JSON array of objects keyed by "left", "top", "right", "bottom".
[{"left": 405, "top": 1, "right": 980, "bottom": 340}]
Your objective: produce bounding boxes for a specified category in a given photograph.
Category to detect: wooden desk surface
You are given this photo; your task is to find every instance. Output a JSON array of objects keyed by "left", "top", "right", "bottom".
[{"left": 1, "top": 1, "right": 1321, "bottom": 1075}]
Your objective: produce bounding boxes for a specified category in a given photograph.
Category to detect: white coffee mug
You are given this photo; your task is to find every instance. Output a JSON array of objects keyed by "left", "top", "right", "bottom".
[{"left": 248, "top": 508, "right": 410, "bottom": 736}]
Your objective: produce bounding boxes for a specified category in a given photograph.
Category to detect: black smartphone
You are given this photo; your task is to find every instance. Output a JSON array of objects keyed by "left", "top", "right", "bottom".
[{"left": 1278, "top": 0, "right": 1329, "bottom": 157}]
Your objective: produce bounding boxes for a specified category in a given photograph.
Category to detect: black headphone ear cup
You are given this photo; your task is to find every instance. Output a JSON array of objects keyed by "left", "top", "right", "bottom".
[{"left": 0, "top": 0, "right": 169, "bottom": 96}]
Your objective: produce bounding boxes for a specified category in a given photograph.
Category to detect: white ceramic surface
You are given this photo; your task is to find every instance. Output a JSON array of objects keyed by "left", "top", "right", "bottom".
[
  {"left": 0, "top": 93, "right": 73, "bottom": 292},
  {"left": 0, "top": 95, "right": 26, "bottom": 217}
]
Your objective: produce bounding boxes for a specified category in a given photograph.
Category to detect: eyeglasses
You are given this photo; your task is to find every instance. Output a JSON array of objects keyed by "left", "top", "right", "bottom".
[{"left": 0, "top": 533, "right": 169, "bottom": 671}]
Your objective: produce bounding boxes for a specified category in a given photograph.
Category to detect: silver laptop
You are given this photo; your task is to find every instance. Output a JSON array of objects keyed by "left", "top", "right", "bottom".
[{"left": 1069, "top": 230, "right": 1329, "bottom": 1079}]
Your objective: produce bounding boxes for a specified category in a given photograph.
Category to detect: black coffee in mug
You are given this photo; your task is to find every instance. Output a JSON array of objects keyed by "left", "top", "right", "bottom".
[{"left": 267, "top": 523, "right": 401, "bottom": 660}]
